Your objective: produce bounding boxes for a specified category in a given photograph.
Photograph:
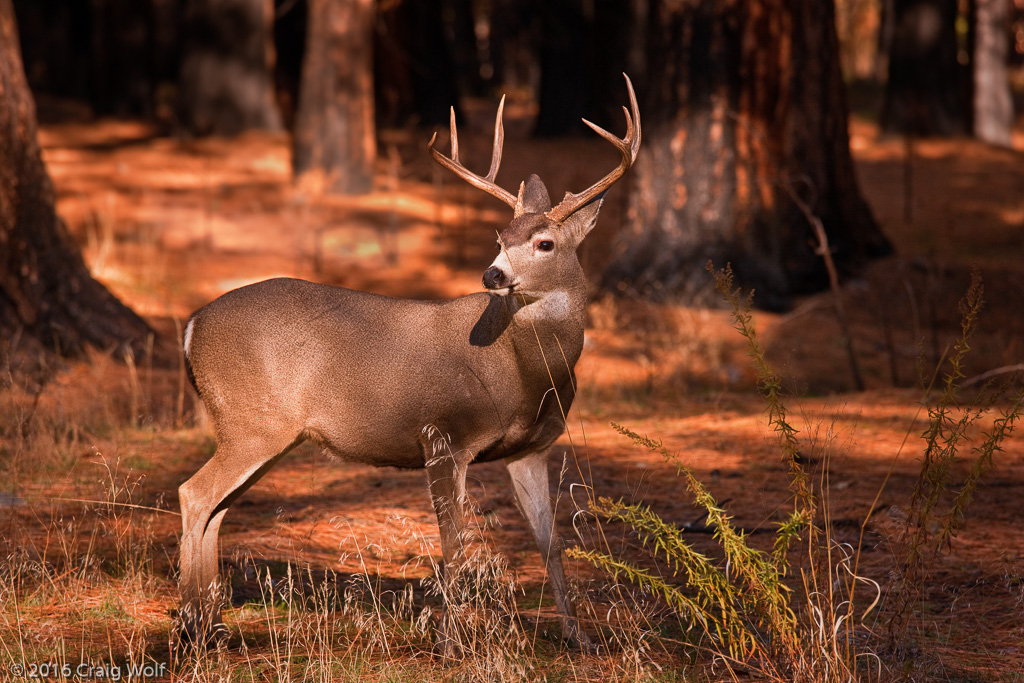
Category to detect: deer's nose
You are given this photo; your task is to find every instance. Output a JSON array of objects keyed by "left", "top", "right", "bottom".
[{"left": 483, "top": 266, "right": 508, "bottom": 290}]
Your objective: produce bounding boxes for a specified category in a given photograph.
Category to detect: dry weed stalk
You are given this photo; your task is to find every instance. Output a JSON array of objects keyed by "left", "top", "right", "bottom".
[
  {"left": 574, "top": 265, "right": 1023, "bottom": 681},
  {"left": 881, "top": 271, "right": 1024, "bottom": 661},
  {"left": 571, "top": 264, "right": 880, "bottom": 682}
]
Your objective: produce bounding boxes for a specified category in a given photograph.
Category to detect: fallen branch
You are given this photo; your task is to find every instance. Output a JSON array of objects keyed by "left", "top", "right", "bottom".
[{"left": 961, "top": 364, "right": 1024, "bottom": 388}]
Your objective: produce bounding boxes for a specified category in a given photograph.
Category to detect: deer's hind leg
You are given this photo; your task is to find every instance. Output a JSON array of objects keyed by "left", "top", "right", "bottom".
[{"left": 177, "top": 430, "right": 302, "bottom": 646}]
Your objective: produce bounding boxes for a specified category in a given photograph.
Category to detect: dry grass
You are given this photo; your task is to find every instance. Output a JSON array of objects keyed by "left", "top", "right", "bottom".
[{"left": 5, "top": 285, "right": 1021, "bottom": 681}]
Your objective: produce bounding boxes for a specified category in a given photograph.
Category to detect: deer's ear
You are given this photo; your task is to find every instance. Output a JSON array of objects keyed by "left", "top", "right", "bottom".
[
  {"left": 561, "top": 194, "right": 605, "bottom": 246},
  {"left": 517, "top": 174, "right": 552, "bottom": 215}
]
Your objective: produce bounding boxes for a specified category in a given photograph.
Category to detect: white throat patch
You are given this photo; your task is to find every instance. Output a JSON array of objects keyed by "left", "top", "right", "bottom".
[{"left": 519, "top": 290, "right": 572, "bottom": 321}]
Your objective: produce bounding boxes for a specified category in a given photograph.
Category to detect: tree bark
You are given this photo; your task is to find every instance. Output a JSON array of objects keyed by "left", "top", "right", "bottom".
[
  {"left": 373, "top": 0, "right": 461, "bottom": 129},
  {"left": 880, "top": 0, "right": 969, "bottom": 135},
  {"left": 0, "top": 0, "right": 152, "bottom": 377},
  {"left": 601, "top": 0, "right": 891, "bottom": 310},
  {"left": 535, "top": 0, "right": 590, "bottom": 137},
  {"left": 586, "top": 0, "right": 642, "bottom": 132},
  {"left": 972, "top": 0, "right": 1014, "bottom": 146},
  {"left": 179, "top": 0, "right": 282, "bottom": 136},
  {"left": 293, "top": 0, "right": 375, "bottom": 195},
  {"left": 14, "top": 0, "right": 178, "bottom": 119},
  {"left": 13, "top": 0, "right": 93, "bottom": 104},
  {"left": 90, "top": 0, "right": 155, "bottom": 117},
  {"left": 534, "top": 0, "right": 642, "bottom": 136}
]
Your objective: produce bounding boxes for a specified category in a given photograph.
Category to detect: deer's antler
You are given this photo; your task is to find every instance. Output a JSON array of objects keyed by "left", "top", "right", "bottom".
[
  {"left": 545, "top": 74, "right": 641, "bottom": 224},
  {"left": 428, "top": 96, "right": 518, "bottom": 210}
]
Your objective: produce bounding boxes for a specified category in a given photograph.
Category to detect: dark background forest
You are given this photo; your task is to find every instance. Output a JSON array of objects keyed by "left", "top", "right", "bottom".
[{"left": 5, "top": 0, "right": 1024, "bottom": 358}]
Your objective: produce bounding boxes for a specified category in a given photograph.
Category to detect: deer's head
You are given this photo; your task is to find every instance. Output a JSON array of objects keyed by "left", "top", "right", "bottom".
[{"left": 429, "top": 75, "right": 641, "bottom": 306}]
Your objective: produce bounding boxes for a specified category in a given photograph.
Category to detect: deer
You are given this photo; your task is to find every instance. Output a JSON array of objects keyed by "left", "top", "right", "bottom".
[{"left": 176, "top": 74, "right": 640, "bottom": 654}]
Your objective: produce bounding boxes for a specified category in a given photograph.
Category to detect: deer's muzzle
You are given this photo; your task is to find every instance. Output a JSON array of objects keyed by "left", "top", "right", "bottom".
[{"left": 483, "top": 266, "right": 510, "bottom": 292}]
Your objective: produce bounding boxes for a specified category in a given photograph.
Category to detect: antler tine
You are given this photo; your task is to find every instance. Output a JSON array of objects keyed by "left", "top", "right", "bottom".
[
  {"left": 428, "top": 97, "right": 517, "bottom": 209},
  {"left": 448, "top": 106, "right": 459, "bottom": 163},
  {"left": 546, "top": 74, "right": 642, "bottom": 224},
  {"left": 486, "top": 96, "right": 506, "bottom": 182}
]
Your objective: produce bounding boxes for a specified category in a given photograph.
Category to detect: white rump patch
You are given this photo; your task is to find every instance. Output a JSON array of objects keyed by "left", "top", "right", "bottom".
[{"left": 183, "top": 318, "right": 195, "bottom": 358}]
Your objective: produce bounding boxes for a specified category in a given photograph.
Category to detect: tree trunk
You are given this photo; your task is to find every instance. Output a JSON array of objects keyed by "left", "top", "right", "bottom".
[
  {"left": 374, "top": 0, "right": 461, "bottom": 128},
  {"left": 535, "top": 0, "right": 590, "bottom": 137},
  {"left": 0, "top": 0, "right": 152, "bottom": 377},
  {"left": 272, "top": 0, "right": 307, "bottom": 130},
  {"left": 586, "top": 0, "right": 643, "bottom": 132},
  {"left": 179, "top": 0, "right": 281, "bottom": 136},
  {"left": 880, "top": 0, "right": 969, "bottom": 135},
  {"left": 449, "top": 0, "right": 487, "bottom": 99},
  {"left": 972, "top": 0, "right": 1014, "bottom": 146},
  {"left": 90, "top": 0, "right": 155, "bottom": 117},
  {"left": 13, "top": 0, "right": 93, "bottom": 104},
  {"left": 601, "top": 0, "right": 891, "bottom": 310},
  {"left": 293, "top": 0, "right": 375, "bottom": 195},
  {"left": 534, "top": 0, "right": 641, "bottom": 136},
  {"left": 14, "top": 0, "right": 175, "bottom": 119}
]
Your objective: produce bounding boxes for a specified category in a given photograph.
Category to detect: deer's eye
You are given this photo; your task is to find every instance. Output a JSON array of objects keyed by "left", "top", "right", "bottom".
[{"left": 536, "top": 239, "right": 555, "bottom": 252}]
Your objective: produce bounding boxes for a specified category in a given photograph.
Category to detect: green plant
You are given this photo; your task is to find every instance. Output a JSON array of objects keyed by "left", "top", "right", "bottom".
[
  {"left": 570, "top": 264, "right": 878, "bottom": 681},
  {"left": 881, "top": 271, "right": 1024, "bottom": 658},
  {"left": 573, "top": 265, "right": 1024, "bottom": 681}
]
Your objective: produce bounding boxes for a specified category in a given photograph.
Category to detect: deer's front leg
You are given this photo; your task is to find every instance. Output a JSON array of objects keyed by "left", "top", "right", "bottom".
[
  {"left": 505, "top": 447, "right": 594, "bottom": 652},
  {"left": 423, "top": 427, "right": 474, "bottom": 657}
]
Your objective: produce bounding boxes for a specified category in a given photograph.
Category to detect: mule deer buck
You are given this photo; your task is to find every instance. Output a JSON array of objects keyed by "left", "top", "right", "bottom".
[{"left": 177, "top": 74, "right": 640, "bottom": 652}]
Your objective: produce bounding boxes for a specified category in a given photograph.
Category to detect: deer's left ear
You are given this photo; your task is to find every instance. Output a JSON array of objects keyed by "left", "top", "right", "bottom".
[
  {"left": 517, "top": 174, "right": 553, "bottom": 216},
  {"left": 560, "top": 193, "right": 605, "bottom": 247}
]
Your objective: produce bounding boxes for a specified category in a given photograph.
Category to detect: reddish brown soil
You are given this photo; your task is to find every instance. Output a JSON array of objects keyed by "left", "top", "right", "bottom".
[{"left": 3, "top": 111, "right": 1024, "bottom": 678}]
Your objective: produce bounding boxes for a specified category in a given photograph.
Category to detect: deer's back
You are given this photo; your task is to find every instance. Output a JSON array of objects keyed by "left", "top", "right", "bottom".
[{"left": 185, "top": 278, "right": 570, "bottom": 468}]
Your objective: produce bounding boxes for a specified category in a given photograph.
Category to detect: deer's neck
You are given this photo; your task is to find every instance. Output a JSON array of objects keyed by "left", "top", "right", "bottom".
[
  {"left": 509, "top": 287, "right": 587, "bottom": 371},
  {"left": 470, "top": 287, "right": 586, "bottom": 355}
]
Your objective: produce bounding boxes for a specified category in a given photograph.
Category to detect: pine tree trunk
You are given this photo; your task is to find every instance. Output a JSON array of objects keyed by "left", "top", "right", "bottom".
[
  {"left": 90, "top": 0, "right": 155, "bottom": 117},
  {"left": 586, "top": 0, "right": 641, "bottom": 132},
  {"left": 880, "top": 0, "right": 969, "bottom": 135},
  {"left": 0, "top": 0, "right": 152, "bottom": 377},
  {"left": 535, "top": 0, "right": 590, "bottom": 137},
  {"left": 179, "top": 0, "right": 282, "bottom": 136},
  {"left": 972, "top": 0, "right": 1014, "bottom": 146},
  {"left": 602, "top": 0, "right": 891, "bottom": 310},
  {"left": 293, "top": 0, "right": 375, "bottom": 195}
]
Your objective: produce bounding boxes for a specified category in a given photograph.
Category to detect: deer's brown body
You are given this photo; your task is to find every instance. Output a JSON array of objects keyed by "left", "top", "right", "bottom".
[
  {"left": 177, "top": 75, "right": 640, "bottom": 653},
  {"left": 186, "top": 280, "right": 581, "bottom": 470}
]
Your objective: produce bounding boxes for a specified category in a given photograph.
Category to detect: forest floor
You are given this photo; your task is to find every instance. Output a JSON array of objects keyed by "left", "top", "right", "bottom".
[{"left": 2, "top": 107, "right": 1024, "bottom": 681}]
